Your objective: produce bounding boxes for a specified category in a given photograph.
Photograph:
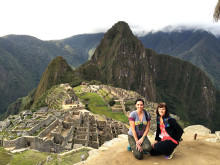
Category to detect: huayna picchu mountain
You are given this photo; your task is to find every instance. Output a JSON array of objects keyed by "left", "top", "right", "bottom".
[
  {"left": 34, "top": 56, "right": 75, "bottom": 101},
  {"left": 74, "top": 21, "right": 219, "bottom": 131},
  {"left": 5, "top": 56, "right": 76, "bottom": 116}
]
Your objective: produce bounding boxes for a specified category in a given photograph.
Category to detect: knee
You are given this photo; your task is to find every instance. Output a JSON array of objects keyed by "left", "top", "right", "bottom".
[
  {"left": 134, "top": 154, "right": 143, "bottom": 160},
  {"left": 133, "top": 151, "right": 143, "bottom": 160}
]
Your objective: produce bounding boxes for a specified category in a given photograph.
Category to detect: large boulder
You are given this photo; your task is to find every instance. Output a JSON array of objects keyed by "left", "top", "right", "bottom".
[{"left": 184, "top": 125, "right": 211, "bottom": 135}]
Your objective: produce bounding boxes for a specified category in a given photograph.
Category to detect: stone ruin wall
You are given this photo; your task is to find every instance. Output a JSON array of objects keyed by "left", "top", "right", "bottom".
[
  {"left": 11, "top": 115, "right": 55, "bottom": 136},
  {"left": 28, "top": 115, "right": 55, "bottom": 136},
  {"left": 61, "top": 125, "right": 75, "bottom": 147},
  {"left": 38, "top": 119, "right": 59, "bottom": 138},
  {"left": 3, "top": 136, "right": 65, "bottom": 153}
]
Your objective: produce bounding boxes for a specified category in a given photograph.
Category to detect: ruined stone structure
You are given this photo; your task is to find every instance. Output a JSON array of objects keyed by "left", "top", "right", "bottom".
[{"left": 2, "top": 108, "right": 129, "bottom": 153}]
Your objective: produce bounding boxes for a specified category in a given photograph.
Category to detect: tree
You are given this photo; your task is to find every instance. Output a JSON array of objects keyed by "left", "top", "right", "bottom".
[{"left": 214, "top": 0, "right": 220, "bottom": 22}]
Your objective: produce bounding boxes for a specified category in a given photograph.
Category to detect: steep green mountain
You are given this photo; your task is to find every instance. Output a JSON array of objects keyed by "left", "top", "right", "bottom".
[
  {"left": 34, "top": 56, "right": 75, "bottom": 101},
  {"left": 0, "top": 37, "right": 35, "bottom": 115},
  {"left": 74, "top": 21, "right": 219, "bottom": 131},
  {"left": 5, "top": 56, "right": 76, "bottom": 116},
  {"left": 139, "top": 30, "right": 220, "bottom": 89}
]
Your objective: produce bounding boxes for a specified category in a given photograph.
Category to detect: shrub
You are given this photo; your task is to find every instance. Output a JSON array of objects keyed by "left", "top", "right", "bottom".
[{"left": 108, "top": 98, "right": 115, "bottom": 106}]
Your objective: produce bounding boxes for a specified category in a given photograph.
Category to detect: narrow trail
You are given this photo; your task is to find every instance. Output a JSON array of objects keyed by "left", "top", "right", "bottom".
[{"left": 76, "top": 134, "right": 220, "bottom": 165}]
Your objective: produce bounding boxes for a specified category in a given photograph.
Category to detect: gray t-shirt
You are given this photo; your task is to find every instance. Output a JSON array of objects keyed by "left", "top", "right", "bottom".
[{"left": 128, "top": 110, "right": 151, "bottom": 139}]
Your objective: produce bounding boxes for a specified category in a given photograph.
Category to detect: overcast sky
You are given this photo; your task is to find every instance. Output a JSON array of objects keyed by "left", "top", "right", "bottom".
[{"left": 0, "top": 0, "right": 219, "bottom": 40}]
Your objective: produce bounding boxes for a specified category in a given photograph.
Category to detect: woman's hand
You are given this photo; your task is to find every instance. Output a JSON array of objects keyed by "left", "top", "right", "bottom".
[
  {"left": 136, "top": 137, "right": 144, "bottom": 146},
  {"left": 136, "top": 143, "right": 143, "bottom": 152}
]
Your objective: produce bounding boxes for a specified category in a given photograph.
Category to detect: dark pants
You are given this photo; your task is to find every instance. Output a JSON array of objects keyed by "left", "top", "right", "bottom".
[
  {"left": 128, "top": 135, "right": 152, "bottom": 160},
  {"left": 150, "top": 140, "right": 177, "bottom": 156}
]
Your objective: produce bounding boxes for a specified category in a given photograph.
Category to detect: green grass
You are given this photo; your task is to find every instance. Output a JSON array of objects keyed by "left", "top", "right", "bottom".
[
  {"left": 74, "top": 86, "right": 129, "bottom": 123},
  {"left": 9, "top": 150, "right": 50, "bottom": 165},
  {"left": 0, "top": 147, "right": 91, "bottom": 165},
  {"left": 0, "top": 147, "right": 13, "bottom": 165},
  {"left": 51, "top": 148, "right": 90, "bottom": 165},
  {"left": 114, "top": 102, "right": 121, "bottom": 105}
]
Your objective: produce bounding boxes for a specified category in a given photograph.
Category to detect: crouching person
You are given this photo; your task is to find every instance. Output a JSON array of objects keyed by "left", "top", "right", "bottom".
[
  {"left": 128, "top": 99, "right": 152, "bottom": 160},
  {"left": 150, "top": 102, "right": 183, "bottom": 159}
]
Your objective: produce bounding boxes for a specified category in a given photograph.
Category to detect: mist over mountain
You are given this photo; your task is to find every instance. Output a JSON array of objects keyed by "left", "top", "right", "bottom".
[{"left": 135, "top": 24, "right": 220, "bottom": 38}]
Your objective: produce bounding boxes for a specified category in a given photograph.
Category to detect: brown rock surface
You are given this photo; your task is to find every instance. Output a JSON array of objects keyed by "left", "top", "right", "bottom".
[{"left": 76, "top": 134, "right": 220, "bottom": 165}]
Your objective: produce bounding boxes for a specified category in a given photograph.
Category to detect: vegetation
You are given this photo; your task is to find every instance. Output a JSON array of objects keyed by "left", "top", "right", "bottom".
[
  {"left": 139, "top": 30, "right": 220, "bottom": 89},
  {"left": 73, "top": 86, "right": 128, "bottom": 123},
  {"left": 34, "top": 56, "right": 75, "bottom": 101},
  {"left": 0, "top": 147, "right": 91, "bottom": 165},
  {"left": 48, "top": 148, "right": 91, "bottom": 165},
  {"left": 108, "top": 98, "right": 116, "bottom": 106},
  {"left": 0, "top": 147, "right": 13, "bottom": 165}
]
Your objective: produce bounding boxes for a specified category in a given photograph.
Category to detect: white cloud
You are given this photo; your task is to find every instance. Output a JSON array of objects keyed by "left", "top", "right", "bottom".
[{"left": 0, "top": 0, "right": 219, "bottom": 40}]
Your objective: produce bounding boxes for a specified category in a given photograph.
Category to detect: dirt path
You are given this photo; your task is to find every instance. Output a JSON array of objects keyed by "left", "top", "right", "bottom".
[{"left": 76, "top": 134, "right": 220, "bottom": 165}]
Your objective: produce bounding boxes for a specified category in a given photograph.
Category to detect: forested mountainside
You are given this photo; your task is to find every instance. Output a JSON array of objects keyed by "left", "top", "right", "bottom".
[
  {"left": 5, "top": 56, "right": 76, "bottom": 117},
  {"left": 139, "top": 30, "right": 220, "bottom": 89}
]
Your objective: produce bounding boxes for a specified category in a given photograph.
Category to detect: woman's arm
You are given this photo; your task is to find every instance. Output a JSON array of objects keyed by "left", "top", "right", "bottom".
[
  {"left": 129, "top": 120, "right": 138, "bottom": 142},
  {"left": 130, "top": 120, "right": 143, "bottom": 152},
  {"left": 169, "top": 118, "right": 184, "bottom": 141},
  {"left": 155, "top": 123, "right": 161, "bottom": 141}
]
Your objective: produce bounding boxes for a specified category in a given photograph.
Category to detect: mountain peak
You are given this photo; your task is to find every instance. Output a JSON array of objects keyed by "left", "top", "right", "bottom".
[
  {"left": 34, "top": 56, "right": 75, "bottom": 101},
  {"left": 110, "top": 21, "right": 132, "bottom": 33},
  {"left": 103, "top": 21, "right": 134, "bottom": 41},
  {"left": 91, "top": 21, "right": 145, "bottom": 65}
]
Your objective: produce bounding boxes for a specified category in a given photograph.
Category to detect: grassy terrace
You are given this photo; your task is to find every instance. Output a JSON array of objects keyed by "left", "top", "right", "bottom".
[
  {"left": 0, "top": 147, "right": 12, "bottom": 165},
  {"left": 0, "top": 147, "right": 91, "bottom": 165},
  {"left": 46, "top": 86, "right": 69, "bottom": 110},
  {"left": 74, "top": 86, "right": 129, "bottom": 123}
]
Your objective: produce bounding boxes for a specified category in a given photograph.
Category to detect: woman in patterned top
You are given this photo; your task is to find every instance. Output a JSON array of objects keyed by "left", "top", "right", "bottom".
[
  {"left": 150, "top": 102, "right": 183, "bottom": 159},
  {"left": 127, "top": 98, "right": 152, "bottom": 160}
]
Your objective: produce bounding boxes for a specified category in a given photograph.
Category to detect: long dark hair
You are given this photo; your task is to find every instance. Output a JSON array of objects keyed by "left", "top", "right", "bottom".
[{"left": 156, "top": 102, "right": 170, "bottom": 117}]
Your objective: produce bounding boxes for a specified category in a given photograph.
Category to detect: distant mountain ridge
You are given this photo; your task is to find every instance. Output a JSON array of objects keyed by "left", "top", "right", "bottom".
[{"left": 139, "top": 29, "right": 220, "bottom": 89}]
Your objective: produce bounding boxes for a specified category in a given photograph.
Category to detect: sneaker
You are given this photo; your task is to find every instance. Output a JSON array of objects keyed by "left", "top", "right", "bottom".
[
  {"left": 127, "top": 145, "right": 132, "bottom": 151},
  {"left": 164, "top": 151, "right": 174, "bottom": 159}
]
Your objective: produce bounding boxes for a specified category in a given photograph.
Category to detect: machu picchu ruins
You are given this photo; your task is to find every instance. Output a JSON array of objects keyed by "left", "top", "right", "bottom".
[{"left": 0, "top": 83, "right": 159, "bottom": 153}]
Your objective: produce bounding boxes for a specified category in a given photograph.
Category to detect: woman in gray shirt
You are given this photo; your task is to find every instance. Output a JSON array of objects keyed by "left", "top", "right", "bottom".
[{"left": 128, "top": 98, "right": 152, "bottom": 160}]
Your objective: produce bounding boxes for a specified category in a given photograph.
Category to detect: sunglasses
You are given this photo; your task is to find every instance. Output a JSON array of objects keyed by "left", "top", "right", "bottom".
[{"left": 139, "top": 122, "right": 143, "bottom": 130}]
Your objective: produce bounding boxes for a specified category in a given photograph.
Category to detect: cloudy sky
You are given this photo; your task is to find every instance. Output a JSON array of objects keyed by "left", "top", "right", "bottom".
[{"left": 0, "top": 0, "right": 219, "bottom": 40}]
